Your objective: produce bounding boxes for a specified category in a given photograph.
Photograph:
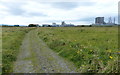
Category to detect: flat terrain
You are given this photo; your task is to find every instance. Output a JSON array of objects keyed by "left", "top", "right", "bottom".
[
  {"left": 2, "top": 27, "right": 34, "bottom": 73},
  {"left": 37, "top": 27, "right": 118, "bottom": 73},
  {"left": 13, "top": 29, "right": 77, "bottom": 73},
  {"left": 2, "top": 27, "right": 119, "bottom": 73}
]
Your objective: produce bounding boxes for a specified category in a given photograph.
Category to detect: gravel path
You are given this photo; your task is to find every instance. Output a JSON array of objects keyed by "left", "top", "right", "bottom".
[{"left": 13, "top": 29, "right": 78, "bottom": 73}]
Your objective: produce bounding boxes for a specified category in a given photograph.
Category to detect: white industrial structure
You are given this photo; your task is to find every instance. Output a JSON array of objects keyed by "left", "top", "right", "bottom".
[
  {"left": 94, "top": 17, "right": 116, "bottom": 25},
  {"left": 105, "top": 17, "right": 116, "bottom": 25},
  {"left": 42, "top": 21, "right": 74, "bottom": 27},
  {"left": 60, "top": 21, "right": 74, "bottom": 27},
  {"left": 51, "top": 23, "right": 60, "bottom": 27}
]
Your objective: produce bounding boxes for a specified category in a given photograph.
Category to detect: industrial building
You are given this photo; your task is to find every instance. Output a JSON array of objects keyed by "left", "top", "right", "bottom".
[
  {"left": 94, "top": 17, "right": 116, "bottom": 25},
  {"left": 51, "top": 23, "right": 60, "bottom": 27},
  {"left": 42, "top": 23, "right": 60, "bottom": 27},
  {"left": 60, "top": 21, "right": 74, "bottom": 27},
  {"left": 42, "top": 21, "right": 74, "bottom": 27},
  {"left": 95, "top": 17, "right": 106, "bottom": 25},
  {"left": 61, "top": 21, "right": 66, "bottom": 25}
]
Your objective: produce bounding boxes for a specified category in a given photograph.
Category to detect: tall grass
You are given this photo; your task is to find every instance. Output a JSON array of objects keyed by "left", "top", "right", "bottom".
[
  {"left": 2, "top": 27, "right": 34, "bottom": 73},
  {"left": 38, "top": 27, "right": 119, "bottom": 73}
]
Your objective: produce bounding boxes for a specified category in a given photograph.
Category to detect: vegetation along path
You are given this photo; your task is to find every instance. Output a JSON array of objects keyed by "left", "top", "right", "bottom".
[{"left": 13, "top": 29, "right": 77, "bottom": 73}]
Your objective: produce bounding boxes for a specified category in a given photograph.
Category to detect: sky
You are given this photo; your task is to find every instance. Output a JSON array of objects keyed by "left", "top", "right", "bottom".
[{"left": 0, "top": 0, "right": 119, "bottom": 25}]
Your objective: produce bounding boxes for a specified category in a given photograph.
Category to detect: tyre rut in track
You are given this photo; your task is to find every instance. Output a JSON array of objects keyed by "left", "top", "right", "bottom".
[{"left": 13, "top": 29, "right": 78, "bottom": 73}]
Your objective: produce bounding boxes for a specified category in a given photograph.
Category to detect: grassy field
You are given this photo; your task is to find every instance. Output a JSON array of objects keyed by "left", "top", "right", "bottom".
[
  {"left": 2, "top": 26, "right": 119, "bottom": 73},
  {"left": 37, "top": 27, "right": 119, "bottom": 73},
  {"left": 2, "top": 27, "right": 35, "bottom": 73}
]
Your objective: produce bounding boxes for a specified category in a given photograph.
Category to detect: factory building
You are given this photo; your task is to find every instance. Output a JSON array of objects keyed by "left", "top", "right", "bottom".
[
  {"left": 94, "top": 17, "right": 116, "bottom": 25},
  {"left": 95, "top": 17, "right": 106, "bottom": 25},
  {"left": 51, "top": 23, "right": 60, "bottom": 27},
  {"left": 61, "top": 21, "right": 66, "bottom": 25},
  {"left": 60, "top": 21, "right": 74, "bottom": 27}
]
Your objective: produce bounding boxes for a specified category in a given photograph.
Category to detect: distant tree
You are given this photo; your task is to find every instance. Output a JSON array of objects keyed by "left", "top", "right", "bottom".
[
  {"left": 81, "top": 25, "right": 85, "bottom": 27},
  {"left": 89, "top": 25, "right": 92, "bottom": 27},
  {"left": 14, "top": 25, "right": 19, "bottom": 27},
  {"left": 28, "top": 24, "right": 39, "bottom": 27},
  {"left": 48, "top": 25, "right": 51, "bottom": 27}
]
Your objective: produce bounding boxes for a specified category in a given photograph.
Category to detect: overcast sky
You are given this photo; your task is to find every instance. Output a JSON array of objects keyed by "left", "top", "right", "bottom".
[{"left": 0, "top": 0, "right": 119, "bottom": 25}]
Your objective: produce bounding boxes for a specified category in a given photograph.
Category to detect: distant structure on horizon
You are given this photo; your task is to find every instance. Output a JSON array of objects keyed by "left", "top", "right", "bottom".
[
  {"left": 60, "top": 21, "right": 74, "bottom": 27},
  {"left": 106, "top": 17, "right": 116, "bottom": 25},
  {"left": 42, "top": 21, "right": 74, "bottom": 27},
  {"left": 61, "top": 21, "right": 66, "bottom": 25},
  {"left": 94, "top": 17, "right": 116, "bottom": 25},
  {"left": 14, "top": 25, "right": 19, "bottom": 27},
  {"left": 52, "top": 23, "right": 59, "bottom": 27},
  {"left": 95, "top": 17, "right": 106, "bottom": 25},
  {"left": 28, "top": 24, "right": 39, "bottom": 27}
]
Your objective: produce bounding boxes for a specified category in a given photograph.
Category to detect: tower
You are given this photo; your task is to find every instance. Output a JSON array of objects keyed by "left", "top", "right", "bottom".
[
  {"left": 61, "top": 21, "right": 66, "bottom": 25},
  {"left": 108, "top": 17, "right": 112, "bottom": 23},
  {"left": 113, "top": 17, "right": 115, "bottom": 24}
]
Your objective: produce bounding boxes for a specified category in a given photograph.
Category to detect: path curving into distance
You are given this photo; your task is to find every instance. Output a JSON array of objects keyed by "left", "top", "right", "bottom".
[{"left": 13, "top": 29, "right": 78, "bottom": 73}]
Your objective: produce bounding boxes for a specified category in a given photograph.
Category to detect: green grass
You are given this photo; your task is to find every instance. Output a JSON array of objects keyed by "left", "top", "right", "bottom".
[
  {"left": 37, "top": 27, "right": 119, "bottom": 73},
  {"left": 2, "top": 27, "right": 35, "bottom": 73}
]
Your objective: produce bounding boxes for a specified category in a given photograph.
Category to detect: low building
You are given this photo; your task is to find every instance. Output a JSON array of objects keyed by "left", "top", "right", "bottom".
[
  {"left": 51, "top": 23, "right": 60, "bottom": 27},
  {"left": 62, "top": 24, "right": 74, "bottom": 27},
  {"left": 60, "top": 21, "right": 74, "bottom": 27}
]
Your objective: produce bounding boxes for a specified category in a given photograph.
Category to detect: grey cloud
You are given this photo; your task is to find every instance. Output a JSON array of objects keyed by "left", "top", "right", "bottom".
[
  {"left": 0, "top": 1, "right": 47, "bottom": 17},
  {"left": 80, "top": 17, "right": 95, "bottom": 21},
  {"left": 43, "top": 17, "right": 95, "bottom": 24},
  {"left": 51, "top": 2, "right": 79, "bottom": 10},
  {"left": 0, "top": 1, "right": 26, "bottom": 16},
  {"left": 44, "top": 20, "right": 62, "bottom": 23},
  {"left": 51, "top": 2, "right": 95, "bottom": 10},
  {"left": 9, "top": 7, "right": 25, "bottom": 16},
  {"left": 66, "top": 17, "right": 94, "bottom": 22},
  {"left": 28, "top": 12, "right": 47, "bottom": 17},
  {"left": 79, "top": 2, "right": 95, "bottom": 6}
]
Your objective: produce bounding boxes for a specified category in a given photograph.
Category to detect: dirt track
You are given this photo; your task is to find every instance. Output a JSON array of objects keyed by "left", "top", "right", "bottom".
[{"left": 13, "top": 29, "right": 78, "bottom": 73}]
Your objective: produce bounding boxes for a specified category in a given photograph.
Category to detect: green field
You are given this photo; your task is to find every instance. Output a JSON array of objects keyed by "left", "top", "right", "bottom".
[
  {"left": 2, "top": 27, "right": 119, "bottom": 73},
  {"left": 37, "top": 27, "right": 119, "bottom": 73},
  {"left": 2, "top": 27, "right": 35, "bottom": 73}
]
